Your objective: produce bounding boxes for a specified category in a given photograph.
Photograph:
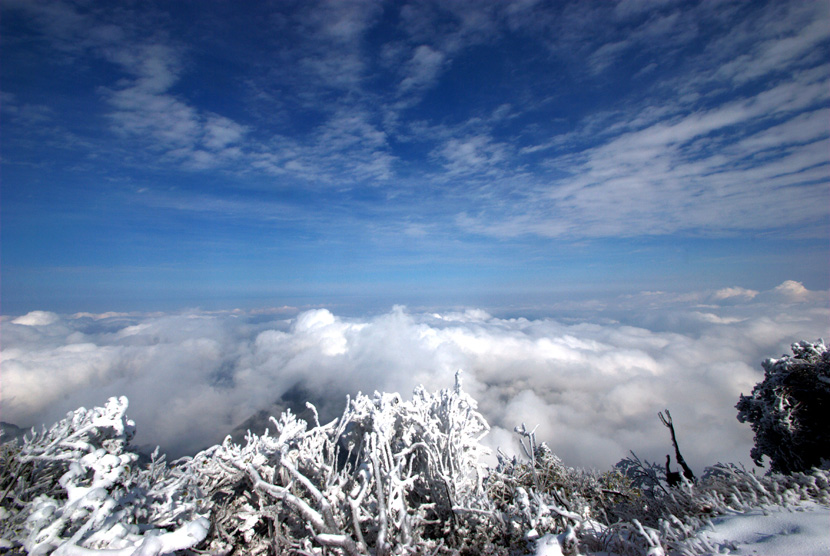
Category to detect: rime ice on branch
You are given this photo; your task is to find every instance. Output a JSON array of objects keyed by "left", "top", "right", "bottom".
[
  {"left": 0, "top": 397, "right": 208, "bottom": 555},
  {"left": 187, "top": 371, "right": 494, "bottom": 555},
  {"left": 736, "top": 339, "right": 830, "bottom": 474}
]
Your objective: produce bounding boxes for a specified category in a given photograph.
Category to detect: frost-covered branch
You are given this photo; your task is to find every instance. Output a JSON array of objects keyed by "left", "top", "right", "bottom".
[
  {"left": 736, "top": 339, "right": 830, "bottom": 474},
  {"left": 0, "top": 397, "right": 206, "bottom": 555},
  {"left": 187, "top": 375, "right": 493, "bottom": 554}
]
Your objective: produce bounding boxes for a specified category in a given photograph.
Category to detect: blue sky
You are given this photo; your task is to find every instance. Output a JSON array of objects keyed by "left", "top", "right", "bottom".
[{"left": 2, "top": 0, "right": 829, "bottom": 314}]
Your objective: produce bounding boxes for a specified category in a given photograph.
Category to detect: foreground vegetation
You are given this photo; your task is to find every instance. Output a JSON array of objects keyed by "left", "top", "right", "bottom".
[{"left": 1, "top": 341, "right": 828, "bottom": 555}]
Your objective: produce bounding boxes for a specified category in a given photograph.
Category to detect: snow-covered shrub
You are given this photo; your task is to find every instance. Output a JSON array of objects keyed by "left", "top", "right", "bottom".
[
  {"left": 0, "top": 397, "right": 207, "bottom": 555},
  {"left": 485, "top": 425, "right": 644, "bottom": 556},
  {"left": 1, "top": 380, "right": 585, "bottom": 555},
  {"left": 614, "top": 452, "right": 668, "bottom": 499},
  {"left": 736, "top": 339, "right": 830, "bottom": 474},
  {"left": 485, "top": 442, "right": 581, "bottom": 554},
  {"left": 586, "top": 462, "right": 830, "bottom": 556},
  {"left": 187, "top": 372, "right": 497, "bottom": 555},
  {"left": 7, "top": 353, "right": 830, "bottom": 555}
]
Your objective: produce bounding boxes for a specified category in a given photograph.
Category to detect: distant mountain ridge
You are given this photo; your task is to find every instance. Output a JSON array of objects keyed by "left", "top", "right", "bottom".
[
  {"left": 228, "top": 381, "right": 342, "bottom": 445},
  {"left": 0, "top": 422, "right": 26, "bottom": 444}
]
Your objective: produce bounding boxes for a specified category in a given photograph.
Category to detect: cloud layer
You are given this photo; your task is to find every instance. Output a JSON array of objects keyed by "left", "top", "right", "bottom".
[{"left": 3, "top": 282, "right": 827, "bottom": 471}]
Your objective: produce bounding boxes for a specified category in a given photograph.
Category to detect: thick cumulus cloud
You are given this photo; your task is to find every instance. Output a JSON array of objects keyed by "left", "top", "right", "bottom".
[{"left": 2, "top": 282, "right": 828, "bottom": 471}]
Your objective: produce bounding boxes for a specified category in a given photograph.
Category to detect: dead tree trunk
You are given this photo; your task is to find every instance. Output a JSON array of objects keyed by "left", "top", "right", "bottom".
[
  {"left": 659, "top": 409, "right": 695, "bottom": 483},
  {"left": 665, "top": 454, "right": 681, "bottom": 487}
]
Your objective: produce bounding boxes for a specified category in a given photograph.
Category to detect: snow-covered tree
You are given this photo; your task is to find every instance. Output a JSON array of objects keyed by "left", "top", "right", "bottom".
[
  {"left": 736, "top": 340, "right": 830, "bottom": 474},
  {"left": 0, "top": 397, "right": 207, "bottom": 555},
  {"left": 187, "top": 372, "right": 496, "bottom": 555}
]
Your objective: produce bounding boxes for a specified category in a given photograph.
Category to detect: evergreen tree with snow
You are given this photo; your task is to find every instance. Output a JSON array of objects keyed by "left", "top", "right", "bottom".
[{"left": 736, "top": 340, "right": 830, "bottom": 474}]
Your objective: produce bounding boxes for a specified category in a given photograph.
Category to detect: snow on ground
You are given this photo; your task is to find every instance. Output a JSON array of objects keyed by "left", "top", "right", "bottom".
[
  {"left": 533, "top": 503, "right": 830, "bottom": 556},
  {"left": 691, "top": 502, "right": 830, "bottom": 556}
]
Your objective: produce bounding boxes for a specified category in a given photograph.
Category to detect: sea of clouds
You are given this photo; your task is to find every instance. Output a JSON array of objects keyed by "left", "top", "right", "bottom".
[{"left": 2, "top": 280, "right": 827, "bottom": 472}]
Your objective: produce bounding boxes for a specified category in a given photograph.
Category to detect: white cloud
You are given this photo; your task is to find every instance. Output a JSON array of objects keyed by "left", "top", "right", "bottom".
[
  {"left": 771, "top": 280, "right": 812, "bottom": 303},
  {"left": 107, "top": 84, "right": 201, "bottom": 148},
  {"left": 102, "top": 44, "right": 255, "bottom": 171},
  {"left": 398, "top": 1, "right": 500, "bottom": 53},
  {"left": 733, "top": 108, "right": 829, "bottom": 154},
  {"left": 4, "top": 0, "right": 260, "bottom": 173},
  {"left": 437, "top": 134, "right": 508, "bottom": 175},
  {"left": 203, "top": 116, "right": 247, "bottom": 150},
  {"left": 2, "top": 282, "right": 827, "bottom": 472},
  {"left": 463, "top": 59, "right": 830, "bottom": 239},
  {"left": 614, "top": 0, "right": 680, "bottom": 19},
  {"left": 691, "top": 312, "right": 745, "bottom": 325},
  {"left": 399, "top": 45, "right": 446, "bottom": 92},
  {"left": 713, "top": 287, "right": 759, "bottom": 302},
  {"left": 267, "top": 0, "right": 384, "bottom": 95},
  {"left": 712, "top": 3, "right": 830, "bottom": 85},
  {"left": 451, "top": 1, "right": 830, "bottom": 240},
  {"left": 8, "top": 0, "right": 828, "bottom": 237},
  {"left": 11, "top": 311, "right": 60, "bottom": 326}
]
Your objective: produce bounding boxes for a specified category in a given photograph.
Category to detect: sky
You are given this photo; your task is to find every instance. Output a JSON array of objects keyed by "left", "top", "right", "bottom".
[
  {"left": 1, "top": 1, "right": 829, "bottom": 472},
  {"left": 1, "top": 0, "right": 828, "bottom": 314}
]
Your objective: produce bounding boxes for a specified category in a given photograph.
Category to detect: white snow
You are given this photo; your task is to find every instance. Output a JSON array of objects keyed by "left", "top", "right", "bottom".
[
  {"left": 534, "top": 527, "right": 579, "bottom": 555},
  {"left": 692, "top": 502, "right": 830, "bottom": 556},
  {"left": 535, "top": 533, "right": 567, "bottom": 556}
]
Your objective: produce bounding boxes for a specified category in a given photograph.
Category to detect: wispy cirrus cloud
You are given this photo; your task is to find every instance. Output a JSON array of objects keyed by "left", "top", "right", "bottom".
[
  {"left": 102, "top": 42, "right": 254, "bottom": 170},
  {"left": 380, "top": 1, "right": 829, "bottom": 242},
  {"left": 3, "top": 0, "right": 828, "bottom": 310},
  {"left": 288, "top": 0, "right": 385, "bottom": 90},
  {"left": 458, "top": 3, "right": 830, "bottom": 240},
  {"left": 3, "top": 1, "right": 253, "bottom": 171},
  {"left": 435, "top": 134, "right": 509, "bottom": 176},
  {"left": 398, "top": 45, "right": 446, "bottom": 94},
  {"left": 4, "top": 0, "right": 398, "bottom": 184},
  {"left": 708, "top": 2, "right": 830, "bottom": 85}
]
